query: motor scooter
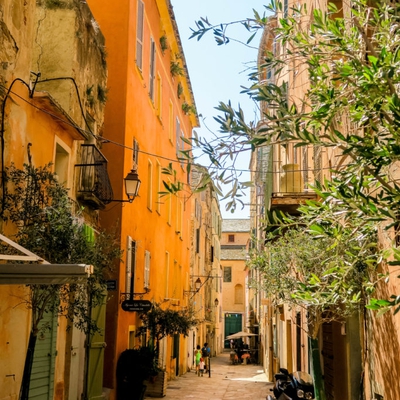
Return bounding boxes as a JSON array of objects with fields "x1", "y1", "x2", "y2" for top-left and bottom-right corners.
[{"x1": 266, "y1": 368, "x2": 315, "y2": 400}]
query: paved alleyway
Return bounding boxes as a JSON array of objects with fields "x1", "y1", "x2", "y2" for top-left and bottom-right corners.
[{"x1": 146, "y1": 351, "x2": 273, "y2": 400}]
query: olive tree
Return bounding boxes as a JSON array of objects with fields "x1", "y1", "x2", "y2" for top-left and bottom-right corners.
[{"x1": 1, "y1": 162, "x2": 121, "y2": 399}]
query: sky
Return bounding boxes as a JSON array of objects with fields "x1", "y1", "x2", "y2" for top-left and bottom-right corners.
[{"x1": 171, "y1": 0, "x2": 271, "y2": 219}]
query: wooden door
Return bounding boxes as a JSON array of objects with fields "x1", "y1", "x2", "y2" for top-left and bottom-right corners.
[
  {"x1": 29, "y1": 309, "x2": 58, "y2": 399},
  {"x1": 322, "y1": 322, "x2": 334, "y2": 400}
]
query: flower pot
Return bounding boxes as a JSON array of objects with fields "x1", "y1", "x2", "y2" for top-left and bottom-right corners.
[
  {"x1": 145, "y1": 371, "x2": 167, "y2": 397},
  {"x1": 280, "y1": 163, "x2": 303, "y2": 192}
]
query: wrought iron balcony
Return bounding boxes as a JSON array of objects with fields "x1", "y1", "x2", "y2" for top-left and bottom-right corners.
[{"x1": 75, "y1": 144, "x2": 113, "y2": 209}]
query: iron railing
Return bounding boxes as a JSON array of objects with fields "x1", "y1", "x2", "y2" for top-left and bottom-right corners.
[{"x1": 75, "y1": 144, "x2": 113, "y2": 208}]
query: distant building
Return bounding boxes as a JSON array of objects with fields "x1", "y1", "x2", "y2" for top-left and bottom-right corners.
[
  {"x1": 220, "y1": 219, "x2": 250, "y2": 348},
  {"x1": 189, "y1": 165, "x2": 222, "y2": 361}
]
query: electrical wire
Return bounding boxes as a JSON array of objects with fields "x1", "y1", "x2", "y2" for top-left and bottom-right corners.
[{"x1": 0, "y1": 81, "x2": 346, "y2": 177}]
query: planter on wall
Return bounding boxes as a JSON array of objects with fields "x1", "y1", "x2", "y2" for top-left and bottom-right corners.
[
  {"x1": 280, "y1": 163, "x2": 304, "y2": 193},
  {"x1": 144, "y1": 371, "x2": 167, "y2": 398}
]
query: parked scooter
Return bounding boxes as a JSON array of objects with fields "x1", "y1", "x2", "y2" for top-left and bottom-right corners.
[{"x1": 267, "y1": 368, "x2": 315, "y2": 400}]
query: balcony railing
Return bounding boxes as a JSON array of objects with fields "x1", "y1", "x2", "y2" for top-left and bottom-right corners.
[{"x1": 75, "y1": 144, "x2": 113, "y2": 209}]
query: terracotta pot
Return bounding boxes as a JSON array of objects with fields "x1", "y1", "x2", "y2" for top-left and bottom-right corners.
[{"x1": 280, "y1": 163, "x2": 303, "y2": 192}]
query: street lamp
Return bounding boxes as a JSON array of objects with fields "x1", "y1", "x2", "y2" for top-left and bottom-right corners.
[
  {"x1": 194, "y1": 277, "x2": 202, "y2": 290},
  {"x1": 184, "y1": 277, "x2": 202, "y2": 296},
  {"x1": 214, "y1": 298, "x2": 219, "y2": 307},
  {"x1": 111, "y1": 167, "x2": 141, "y2": 203},
  {"x1": 124, "y1": 168, "x2": 141, "y2": 202}
]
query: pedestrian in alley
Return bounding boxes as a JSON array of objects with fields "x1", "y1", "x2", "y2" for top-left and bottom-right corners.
[
  {"x1": 202, "y1": 342, "x2": 210, "y2": 372},
  {"x1": 195, "y1": 345, "x2": 202, "y2": 376},
  {"x1": 199, "y1": 358, "x2": 205, "y2": 377}
]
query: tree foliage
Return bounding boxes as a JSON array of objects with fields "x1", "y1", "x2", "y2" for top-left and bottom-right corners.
[
  {"x1": 137, "y1": 303, "x2": 198, "y2": 356},
  {"x1": 2, "y1": 162, "x2": 122, "y2": 335},
  {"x1": 189, "y1": 0, "x2": 400, "y2": 314}
]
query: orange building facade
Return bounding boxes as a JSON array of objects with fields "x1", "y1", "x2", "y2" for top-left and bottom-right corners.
[{"x1": 87, "y1": 0, "x2": 198, "y2": 396}]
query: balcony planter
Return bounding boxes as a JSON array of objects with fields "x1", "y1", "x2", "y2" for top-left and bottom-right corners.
[
  {"x1": 280, "y1": 163, "x2": 303, "y2": 193},
  {"x1": 145, "y1": 370, "x2": 168, "y2": 397}
]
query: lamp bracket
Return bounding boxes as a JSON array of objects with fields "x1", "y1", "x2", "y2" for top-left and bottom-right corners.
[{"x1": 120, "y1": 288, "x2": 150, "y2": 302}]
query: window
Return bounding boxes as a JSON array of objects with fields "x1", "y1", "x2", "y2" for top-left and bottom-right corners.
[
  {"x1": 169, "y1": 101, "x2": 173, "y2": 142},
  {"x1": 149, "y1": 37, "x2": 156, "y2": 101},
  {"x1": 176, "y1": 200, "x2": 183, "y2": 236},
  {"x1": 165, "y1": 251, "x2": 170, "y2": 298},
  {"x1": 175, "y1": 117, "x2": 181, "y2": 158},
  {"x1": 166, "y1": 184, "x2": 172, "y2": 225},
  {"x1": 133, "y1": 139, "x2": 139, "y2": 166},
  {"x1": 136, "y1": 0, "x2": 144, "y2": 70},
  {"x1": 223, "y1": 267, "x2": 232, "y2": 283},
  {"x1": 129, "y1": 328, "x2": 136, "y2": 349},
  {"x1": 54, "y1": 142, "x2": 70, "y2": 186},
  {"x1": 180, "y1": 130, "x2": 185, "y2": 167},
  {"x1": 156, "y1": 73, "x2": 162, "y2": 118},
  {"x1": 156, "y1": 161, "x2": 161, "y2": 214},
  {"x1": 147, "y1": 160, "x2": 153, "y2": 210},
  {"x1": 228, "y1": 234, "x2": 235, "y2": 243},
  {"x1": 195, "y1": 228, "x2": 200, "y2": 253},
  {"x1": 144, "y1": 250, "x2": 151, "y2": 288},
  {"x1": 234, "y1": 284, "x2": 243, "y2": 304},
  {"x1": 126, "y1": 237, "x2": 136, "y2": 297}
]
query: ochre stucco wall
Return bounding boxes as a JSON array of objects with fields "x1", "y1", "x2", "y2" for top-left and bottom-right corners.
[{"x1": 87, "y1": 0, "x2": 198, "y2": 396}]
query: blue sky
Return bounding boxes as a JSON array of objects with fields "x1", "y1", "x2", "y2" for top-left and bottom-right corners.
[{"x1": 171, "y1": 0, "x2": 270, "y2": 219}]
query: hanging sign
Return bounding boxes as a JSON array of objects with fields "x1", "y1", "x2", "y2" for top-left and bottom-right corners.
[{"x1": 121, "y1": 299, "x2": 152, "y2": 312}]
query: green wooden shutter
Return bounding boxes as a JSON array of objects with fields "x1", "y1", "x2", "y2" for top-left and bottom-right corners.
[
  {"x1": 29, "y1": 309, "x2": 58, "y2": 399},
  {"x1": 86, "y1": 292, "x2": 107, "y2": 400}
]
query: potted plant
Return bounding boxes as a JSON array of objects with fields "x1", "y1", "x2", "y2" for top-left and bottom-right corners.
[
  {"x1": 137, "y1": 304, "x2": 198, "y2": 397},
  {"x1": 116, "y1": 346, "x2": 159, "y2": 400}
]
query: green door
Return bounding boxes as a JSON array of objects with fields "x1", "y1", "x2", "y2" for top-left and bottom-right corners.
[
  {"x1": 86, "y1": 293, "x2": 107, "y2": 400},
  {"x1": 173, "y1": 334, "x2": 180, "y2": 376},
  {"x1": 29, "y1": 310, "x2": 58, "y2": 399},
  {"x1": 224, "y1": 313, "x2": 242, "y2": 348}
]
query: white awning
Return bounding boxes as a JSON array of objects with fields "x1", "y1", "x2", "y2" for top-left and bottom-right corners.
[
  {"x1": 0, "y1": 234, "x2": 93, "y2": 285},
  {"x1": 0, "y1": 263, "x2": 93, "y2": 285}
]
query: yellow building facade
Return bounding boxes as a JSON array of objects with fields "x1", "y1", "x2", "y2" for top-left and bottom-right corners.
[{"x1": 0, "y1": 1, "x2": 109, "y2": 399}]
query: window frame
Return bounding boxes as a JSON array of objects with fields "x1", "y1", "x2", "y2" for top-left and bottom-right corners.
[{"x1": 136, "y1": 0, "x2": 144, "y2": 70}]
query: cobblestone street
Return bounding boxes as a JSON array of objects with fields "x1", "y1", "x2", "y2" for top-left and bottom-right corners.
[{"x1": 146, "y1": 351, "x2": 273, "y2": 400}]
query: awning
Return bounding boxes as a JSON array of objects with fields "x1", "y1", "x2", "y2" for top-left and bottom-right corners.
[
  {"x1": 0, "y1": 263, "x2": 93, "y2": 285},
  {"x1": 226, "y1": 331, "x2": 258, "y2": 339},
  {"x1": 0, "y1": 234, "x2": 93, "y2": 285}
]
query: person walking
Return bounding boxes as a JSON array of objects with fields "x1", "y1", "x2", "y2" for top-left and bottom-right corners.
[
  {"x1": 201, "y1": 342, "x2": 210, "y2": 372},
  {"x1": 199, "y1": 358, "x2": 205, "y2": 377},
  {"x1": 195, "y1": 345, "x2": 202, "y2": 376}
]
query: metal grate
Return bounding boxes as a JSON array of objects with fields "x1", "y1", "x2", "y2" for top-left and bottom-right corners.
[{"x1": 75, "y1": 144, "x2": 113, "y2": 208}]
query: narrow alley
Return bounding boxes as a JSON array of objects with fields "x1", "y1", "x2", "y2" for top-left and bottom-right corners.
[{"x1": 145, "y1": 351, "x2": 273, "y2": 400}]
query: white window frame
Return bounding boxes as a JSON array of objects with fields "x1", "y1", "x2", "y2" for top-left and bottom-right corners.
[
  {"x1": 126, "y1": 237, "x2": 136, "y2": 297},
  {"x1": 144, "y1": 250, "x2": 151, "y2": 288},
  {"x1": 136, "y1": 0, "x2": 144, "y2": 70}
]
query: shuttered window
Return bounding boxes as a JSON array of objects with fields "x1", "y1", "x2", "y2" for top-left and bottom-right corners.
[
  {"x1": 126, "y1": 237, "x2": 136, "y2": 297},
  {"x1": 175, "y1": 117, "x2": 180, "y2": 158},
  {"x1": 149, "y1": 37, "x2": 156, "y2": 100},
  {"x1": 136, "y1": 0, "x2": 144, "y2": 70},
  {"x1": 144, "y1": 250, "x2": 151, "y2": 288},
  {"x1": 133, "y1": 139, "x2": 139, "y2": 166}
]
